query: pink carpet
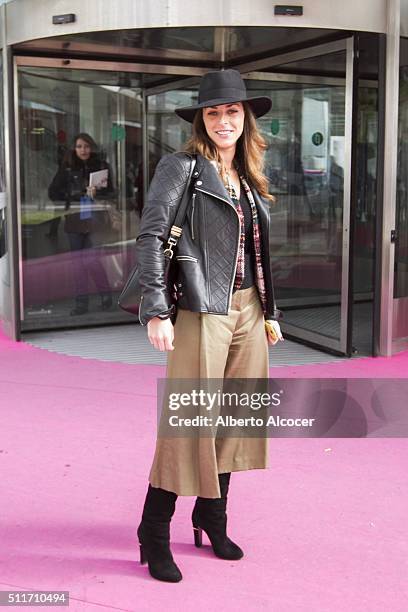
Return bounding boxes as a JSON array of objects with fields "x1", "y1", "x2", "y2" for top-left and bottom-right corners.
[{"x1": 0, "y1": 329, "x2": 407, "y2": 611}]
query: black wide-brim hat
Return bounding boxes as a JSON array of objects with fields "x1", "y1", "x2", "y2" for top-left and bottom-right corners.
[{"x1": 175, "y1": 69, "x2": 272, "y2": 123}]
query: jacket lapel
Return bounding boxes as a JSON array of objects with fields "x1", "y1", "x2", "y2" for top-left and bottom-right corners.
[
  {"x1": 252, "y1": 188, "x2": 269, "y2": 218},
  {"x1": 195, "y1": 155, "x2": 271, "y2": 230},
  {"x1": 195, "y1": 155, "x2": 233, "y2": 206},
  {"x1": 251, "y1": 186, "x2": 270, "y2": 243}
]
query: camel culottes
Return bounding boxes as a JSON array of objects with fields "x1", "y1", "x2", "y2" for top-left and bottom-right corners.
[{"x1": 148, "y1": 285, "x2": 269, "y2": 498}]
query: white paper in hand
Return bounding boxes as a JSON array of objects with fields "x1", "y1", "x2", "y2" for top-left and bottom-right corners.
[{"x1": 89, "y1": 169, "x2": 108, "y2": 189}]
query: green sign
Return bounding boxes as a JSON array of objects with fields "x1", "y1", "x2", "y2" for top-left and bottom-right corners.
[
  {"x1": 112, "y1": 124, "x2": 126, "y2": 141},
  {"x1": 312, "y1": 132, "x2": 324, "y2": 146},
  {"x1": 270, "y1": 119, "x2": 280, "y2": 136}
]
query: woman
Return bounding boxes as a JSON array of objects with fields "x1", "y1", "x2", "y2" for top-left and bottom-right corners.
[
  {"x1": 49, "y1": 133, "x2": 115, "y2": 315},
  {"x1": 136, "y1": 69, "x2": 283, "y2": 583}
]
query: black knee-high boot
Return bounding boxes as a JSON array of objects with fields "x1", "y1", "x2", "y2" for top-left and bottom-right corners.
[
  {"x1": 192, "y1": 473, "x2": 243, "y2": 560},
  {"x1": 137, "y1": 485, "x2": 182, "y2": 582}
]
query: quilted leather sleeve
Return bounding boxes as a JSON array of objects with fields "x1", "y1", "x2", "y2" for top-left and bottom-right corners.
[
  {"x1": 265, "y1": 308, "x2": 283, "y2": 321},
  {"x1": 136, "y1": 153, "x2": 192, "y2": 324}
]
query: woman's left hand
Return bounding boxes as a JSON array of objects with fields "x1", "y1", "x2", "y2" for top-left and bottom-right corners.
[{"x1": 265, "y1": 320, "x2": 284, "y2": 346}]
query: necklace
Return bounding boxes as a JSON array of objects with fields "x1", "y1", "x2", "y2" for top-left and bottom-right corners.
[
  {"x1": 217, "y1": 161, "x2": 238, "y2": 199},
  {"x1": 225, "y1": 173, "x2": 236, "y2": 199},
  {"x1": 225, "y1": 166, "x2": 239, "y2": 200}
]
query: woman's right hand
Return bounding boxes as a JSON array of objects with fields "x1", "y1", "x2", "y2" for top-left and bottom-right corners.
[
  {"x1": 86, "y1": 185, "x2": 97, "y2": 199},
  {"x1": 147, "y1": 317, "x2": 175, "y2": 351}
]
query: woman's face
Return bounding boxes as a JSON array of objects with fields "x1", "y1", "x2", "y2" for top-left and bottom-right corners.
[
  {"x1": 75, "y1": 138, "x2": 92, "y2": 161},
  {"x1": 202, "y1": 102, "x2": 245, "y2": 153}
]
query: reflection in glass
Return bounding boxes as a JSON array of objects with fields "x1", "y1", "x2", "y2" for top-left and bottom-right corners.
[
  {"x1": 227, "y1": 27, "x2": 331, "y2": 59},
  {"x1": 0, "y1": 58, "x2": 4, "y2": 194},
  {"x1": 48, "y1": 132, "x2": 115, "y2": 315},
  {"x1": 250, "y1": 79, "x2": 346, "y2": 341},
  {"x1": 395, "y1": 38, "x2": 408, "y2": 298},
  {"x1": 0, "y1": 52, "x2": 11, "y2": 331},
  {"x1": 18, "y1": 68, "x2": 143, "y2": 329},
  {"x1": 354, "y1": 86, "x2": 377, "y2": 300},
  {"x1": 147, "y1": 89, "x2": 195, "y2": 180},
  {"x1": 49, "y1": 27, "x2": 215, "y2": 54},
  {"x1": 148, "y1": 75, "x2": 349, "y2": 344}
]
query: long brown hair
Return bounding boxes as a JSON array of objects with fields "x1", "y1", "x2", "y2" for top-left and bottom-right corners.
[
  {"x1": 62, "y1": 132, "x2": 99, "y2": 169},
  {"x1": 184, "y1": 102, "x2": 274, "y2": 201}
]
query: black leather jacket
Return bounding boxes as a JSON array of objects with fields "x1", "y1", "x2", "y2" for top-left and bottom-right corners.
[{"x1": 136, "y1": 152, "x2": 281, "y2": 325}]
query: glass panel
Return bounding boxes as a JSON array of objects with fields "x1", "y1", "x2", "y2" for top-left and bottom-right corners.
[
  {"x1": 271, "y1": 50, "x2": 347, "y2": 77},
  {"x1": 245, "y1": 58, "x2": 347, "y2": 344},
  {"x1": 353, "y1": 85, "x2": 377, "y2": 351},
  {"x1": 147, "y1": 88, "x2": 196, "y2": 179},
  {"x1": 17, "y1": 26, "x2": 342, "y2": 63},
  {"x1": 0, "y1": 56, "x2": 5, "y2": 194},
  {"x1": 18, "y1": 67, "x2": 145, "y2": 330},
  {"x1": 148, "y1": 67, "x2": 348, "y2": 347},
  {"x1": 43, "y1": 27, "x2": 215, "y2": 54},
  {"x1": 18, "y1": 68, "x2": 142, "y2": 87},
  {"x1": 395, "y1": 37, "x2": 408, "y2": 298},
  {"x1": 227, "y1": 27, "x2": 331, "y2": 59},
  {"x1": 0, "y1": 51, "x2": 13, "y2": 336},
  {"x1": 351, "y1": 34, "x2": 380, "y2": 354}
]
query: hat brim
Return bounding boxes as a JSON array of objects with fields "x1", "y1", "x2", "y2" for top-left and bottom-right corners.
[{"x1": 175, "y1": 96, "x2": 272, "y2": 123}]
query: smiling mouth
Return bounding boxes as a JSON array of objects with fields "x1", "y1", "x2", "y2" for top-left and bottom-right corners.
[{"x1": 216, "y1": 130, "x2": 233, "y2": 135}]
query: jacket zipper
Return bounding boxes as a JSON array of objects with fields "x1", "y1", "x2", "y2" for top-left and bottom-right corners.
[
  {"x1": 138, "y1": 295, "x2": 145, "y2": 326},
  {"x1": 176, "y1": 255, "x2": 198, "y2": 262},
  {"x1": 191, "y1": 192, "x2": 196, "y2": 240},
  {"x1": 195, "y1": 186, "x2": 240, "y2": 312}
]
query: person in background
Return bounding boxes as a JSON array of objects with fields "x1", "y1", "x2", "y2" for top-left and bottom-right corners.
[{"x1": 49, "y1": 132, "x2": 115, "y2": 315}]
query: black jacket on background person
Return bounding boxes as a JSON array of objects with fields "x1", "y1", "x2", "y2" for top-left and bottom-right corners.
[
  {"x1": 48, "y1": 155, "x2": 114, "y2": 234},
  {"x1": 136, "y1": 152, "x2": 282, "y2": 325}
]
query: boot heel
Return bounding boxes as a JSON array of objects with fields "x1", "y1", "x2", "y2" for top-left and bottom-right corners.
[
  {"x1": 137, "y1": 486, "x2": 182, "y2": 582},
  {"x1": 190, "y1": 474, "x2": 244, "y2": 561},
  {"x1": 193, "y1": 526, "x2": 202, "y2": 547},
  {"x1": 139, "y1": 543, "x2": 146, "y2": 565}
]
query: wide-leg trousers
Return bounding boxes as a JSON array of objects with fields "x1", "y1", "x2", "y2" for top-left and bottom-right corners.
[{"x1": 148, "y1": 285, "x2": 269, "y2": 498}]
